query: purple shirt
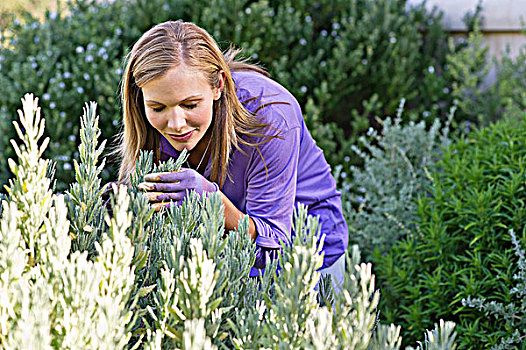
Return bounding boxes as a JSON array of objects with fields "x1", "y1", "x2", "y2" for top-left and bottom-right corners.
[{"x1": 160, "y1": 71, "x2": 348, "y2": 276}]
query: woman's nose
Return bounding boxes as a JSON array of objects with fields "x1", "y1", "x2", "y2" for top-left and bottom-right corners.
[{"x1": 167, "y1": 107, "x2": 186, "y2": 131}]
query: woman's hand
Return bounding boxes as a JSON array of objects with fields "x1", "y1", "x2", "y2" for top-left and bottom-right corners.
[{"x1": 138, "y1": 168, "x2": 219, "y2": 210}]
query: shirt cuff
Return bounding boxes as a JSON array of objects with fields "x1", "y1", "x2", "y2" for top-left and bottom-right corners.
[{"x1": 250, "y1": 216, "x2": 288, "y2": 269}]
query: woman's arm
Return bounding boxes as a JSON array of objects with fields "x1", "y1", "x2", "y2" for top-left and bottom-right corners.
[{"x1": 219, "y1": 191, "x2": 257, "y2": 240}]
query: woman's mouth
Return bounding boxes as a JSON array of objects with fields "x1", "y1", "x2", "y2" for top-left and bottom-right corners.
[{"x1": 168, "y1": 130, "x2": 194, "y2": 142}]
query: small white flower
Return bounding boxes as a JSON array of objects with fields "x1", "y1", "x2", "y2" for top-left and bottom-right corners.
[
  {"x1": 69, "y1": 135, "x2": 76, "y2": 141},
  {"x1": 268, "y1": 9, "x2": 275, "y2": 16},
  {"x1": 115, "y1": 68, "x2": 123, "y2": 75},
  {"x1": 428, "y1": 66, "x2": 435, "y2": 74},
  {"x1": 116, "y1": 28, "x2": 122, "y2": 35},
  {"x1": 103, "y1": 40, "x2": 111, "y2": 48},
  {"x1": 367, "y1": 127, "x2": 374, "y2": 136},
  {"x1": 43, "y1": 93, "x2": 51, "y2": 100},
  {"x1": 252, "y1": 53, "x2": 259, "y2": 59},
  {"x1": 344, "y1": 156, "x2": 350, "y2": 162},
  {"x1": 162, "y1": 3, "x2": 169, "y2": 10},
  {"x1": 59, "y1": 82, "x2": 66, "y2": 89},
  {"x1": 60, "y1": 111, "x2": 66, "y2": 118},
  {"x1": 87, "y1": 43, "x2": 96, "y2": 50},
  {"x1": 245, "y1": 8, "x2": 252, "y2": 14},
  {"x1": 14, "y1": 19, "x2": 20, "y2": 25},
  {"x1": 77, "y1": 87, "x2": 84, "y2": 94},
  {"x1": 49, "y1": 11, "x2": 57, "y2": 19},
  {"x1": 443, "y1": 87, "x2": 450, "y2": 94},
  {"x1": 300, "y1": 86, "x2": 307, "y2": 93},
  {"x1": 112, "y1": 120, "x2": 119, "y2": 126},
  {"x1": 423, "y1": 111, "x2": 431, "y2": 118},
  {"x1": 299, "y1": 38, "x2": 307, "y2": 46},
  {"x1": 102, "y1": 54, "x2": 108, "y2": 60},
  {"x1": 321, "y1": 30, "x2": 328, "y2": 36},
  {"x1": 362, "y1": 59, "x2": 368, "y2": 65},
  {"x1": 31, "y1": 62, "x2": 38, "y2": 69},
  {"x1": 47, "y1": 50, "x2": 53, "y2": 56},
  {"x1": 305, "y1": 16, "x2": 312, "y2": 22},
  {"x1": 332, "y1": 22, "x2": 340, "y2": 30},
  {"x1": 49, "y1": 102, "x2": 56, "y2": 109},
  {"x1": 63, "y1": 163, "x2": 72, "y2": 170},
  {"x1": 86, "y1": 55, "x2": 94, "y2": 62},
  {"x1": 31, "y1": 22, "x2": 39, "y2": 29},
  {"x1": 331, "y1": 30, "x2": 337, "y2": 37},
  {"x1": 83, "y1": 73, "x2": 90, "y2": 80},
  {"x1": 320, "y1": 60, "x2": 326, "y2": 67},
  {"x1": 390, "y1": 36, "x2": 397, "y2": 44},
  {"x1": 63, "y1": 72, "x2": 71, "y2": 78},
  {"x1": 76, "y1": 46, "x2": 85, "y2": 54}
]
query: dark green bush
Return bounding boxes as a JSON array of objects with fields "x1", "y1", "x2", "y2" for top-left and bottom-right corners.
[
  {"x1": 376, "y1": 115, "x2": 526, "y2": 349},
  {"x1": 0, "y1": 0, "x2": 476, "y2": 191}
]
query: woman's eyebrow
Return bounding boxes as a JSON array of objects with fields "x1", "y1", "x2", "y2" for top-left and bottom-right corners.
[{"x1": 145, "y1": 94, "x2": 203, "y2": 105}]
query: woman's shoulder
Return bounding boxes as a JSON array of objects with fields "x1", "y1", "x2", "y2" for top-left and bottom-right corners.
[{"x1": 232, "y1": 70, "x2": 303, "y2": 132}]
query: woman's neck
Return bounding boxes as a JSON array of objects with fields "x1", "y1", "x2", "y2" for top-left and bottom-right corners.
[{"x1": 187, "y1": 130, "x2": 212, "y2": 173}]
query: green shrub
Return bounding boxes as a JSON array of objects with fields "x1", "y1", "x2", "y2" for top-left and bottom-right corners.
[
  {"x1": 0, "y1": 0, "x2": 484, "y2": 191},
  {"x1": 0, "y1": 93, "x2": 461, "y2": 349},
  {"x1": 376, "y1": 115, "x2": 526, "y2": 348},
  {"x1": 463, "y1": 229, "x2": 526, "y2": 350}
]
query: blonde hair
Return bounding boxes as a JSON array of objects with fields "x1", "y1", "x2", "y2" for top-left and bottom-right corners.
[{"x1": 117, "y1": 21, "x2": 277, "y2": 187}]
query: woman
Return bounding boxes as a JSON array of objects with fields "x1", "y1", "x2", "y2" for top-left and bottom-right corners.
[{"x1": 118, "y1": 20, "x2": 348, "y2": 288}]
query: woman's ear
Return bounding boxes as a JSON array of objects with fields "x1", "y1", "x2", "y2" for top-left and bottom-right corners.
[{"x1": 214, "y1": 70, "x2": 226, "y2": 100}]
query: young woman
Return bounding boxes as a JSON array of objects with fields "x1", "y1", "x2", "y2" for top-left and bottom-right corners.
[{"x1": 118, "y1": 20, "x2": 348, "y2": 287}]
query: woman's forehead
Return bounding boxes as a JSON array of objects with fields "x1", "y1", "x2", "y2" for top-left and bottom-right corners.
[{"x1": 142, "y1": 66, "x2": 212, "y2": 102}]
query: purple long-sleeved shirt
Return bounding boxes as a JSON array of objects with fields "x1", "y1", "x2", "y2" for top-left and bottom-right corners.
[{"x1": 160, "y1": 71, "x2": 348, "y2": 276}]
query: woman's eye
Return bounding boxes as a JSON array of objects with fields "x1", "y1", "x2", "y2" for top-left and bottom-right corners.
[
  {"x1": 152, "y1": 106, "x2": 165, "y2": 112},
  {"x1": 183, "y1": 104, "x2": 197, "y2": 110}
]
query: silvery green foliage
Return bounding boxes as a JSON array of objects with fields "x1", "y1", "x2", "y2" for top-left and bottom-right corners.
[
  {"x1": 260, "y1": 204, "x2": 327, "y2": 348},
  {"x1": 406, "y1": 320, "x2": 457, "y2": 350},
  {"x1": 130, "y1": 149, "x2": 188, "y2": 190},
  {"x1": 66, "y1": 102, "x2": 106, "y2": 255},
  {"x1": 0, "y1": 95, "x2": 136, "y2": 349},
  {"x1": 369, "y1": 320, "x2": 458, "y2": 350},
  {"x1": 370, "y1": 323, "x2": 402, "y2": 350},
  {"x1": 4, "y1": 93, "x2": 52, "y2": 265},
  {"x1": 341, "y1": 100, "x2": 454, "y2": 258},
  {"x1": 462, "y1": 229, "x2": 526, "y2": 350}
]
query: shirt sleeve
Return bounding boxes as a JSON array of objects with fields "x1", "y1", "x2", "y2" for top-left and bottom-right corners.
[{"x1": 245, "y1": 120, "x2": 301, "y2": 269}]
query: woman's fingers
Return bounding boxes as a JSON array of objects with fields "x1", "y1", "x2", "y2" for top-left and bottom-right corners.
[
  {"x1": 143, "y1": 171, "x2": 184, "y2": 183},
  {"x1": 142, "y1": 191, "x2": 185, "y2": 202}
]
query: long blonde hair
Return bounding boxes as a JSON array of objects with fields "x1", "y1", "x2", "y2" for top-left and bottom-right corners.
[{"x1": 117, "y1": 21, "x2": 276, "y2": 187}]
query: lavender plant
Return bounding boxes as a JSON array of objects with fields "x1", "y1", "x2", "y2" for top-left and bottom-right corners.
[
  {"x1": 66, "y1": 102, "x2": 106, "y2": 255},
  {"x1": 0, "y1": 94, "x2": 136, "y2": 348}
]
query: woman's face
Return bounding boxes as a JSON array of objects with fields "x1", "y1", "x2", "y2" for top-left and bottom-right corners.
[{"x1": 141, "y1": 65, "x2": 223, "y2": 152}]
